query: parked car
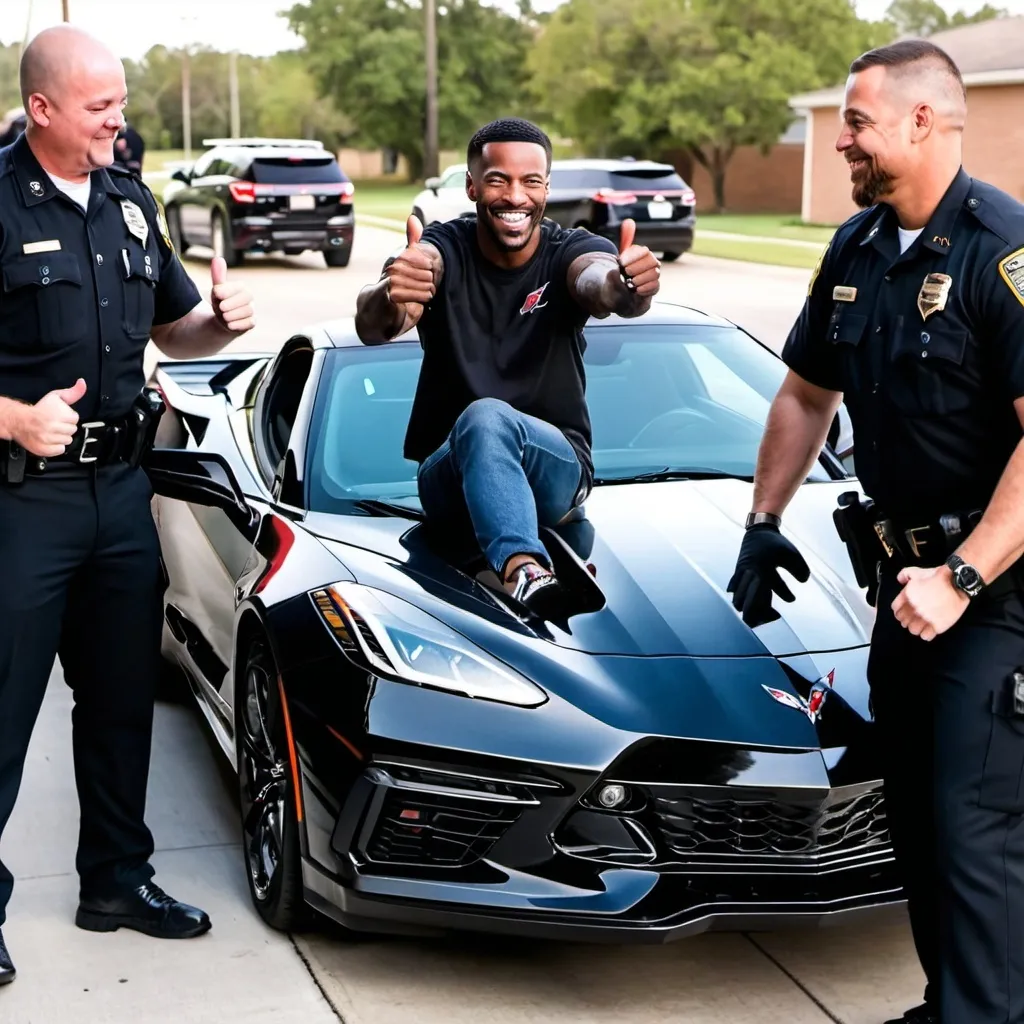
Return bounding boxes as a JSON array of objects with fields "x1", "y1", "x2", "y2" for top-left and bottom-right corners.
[
  {"x1": 161, "y1": 138, "x2": 354, "y2": 268},
  {"x1": 410, "y1": 158, "x2": 696, "y2": 261},
  {"x1": 411, "y1": 163, "x2": 474, "y2": 225},
  {"x1": 144, "y1": 299, "x2": 889, "y2": 941}
]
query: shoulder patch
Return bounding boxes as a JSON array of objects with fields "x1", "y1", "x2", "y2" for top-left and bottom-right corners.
[
  {"x1": 808, "y1": 242, "x2": 829, "y2": 297},
  {"x1": 998, "y1": 247, "x2": 1024, "y2": 308}
]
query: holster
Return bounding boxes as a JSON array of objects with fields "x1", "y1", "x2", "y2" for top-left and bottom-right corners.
[
  {"x1": 833, "y1": 490, "x2": 881, "y2": 606},
  {"x1": 126, "y1": 387, "x2": 166, "y2": 468}
]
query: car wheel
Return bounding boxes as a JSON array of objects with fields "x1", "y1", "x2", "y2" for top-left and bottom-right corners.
[
  {"x1": 412, "y1": 206, "x2": 427, "y2": 225},
  {"x1": 662, "y1": 251, "x2": 681, "y2": 262},
  {"x1": 212, "y1": 211, "x2": 243, "y2": 268},
  {"x1": 236, "y1": 635, "x2": 310, "y2": 931},
  {"x1": 166, "y1": 207, "x2": 189, "y2": 255},
  {"x1": 324, "y1": 247, "x2": 351, "y2": 268}
]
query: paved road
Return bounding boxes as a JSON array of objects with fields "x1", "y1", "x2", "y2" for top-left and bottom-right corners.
[{"x1": 1, "y1": 225, "x2": 930, "y2": 1024}]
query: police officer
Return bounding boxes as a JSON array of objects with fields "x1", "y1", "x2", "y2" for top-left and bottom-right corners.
[
  {"x1": 728, "y1": 39, "x2": 1024, "y2": 1024},
  {"x1": 0, "y1": 25, "x2": 254, "y2": 986}
]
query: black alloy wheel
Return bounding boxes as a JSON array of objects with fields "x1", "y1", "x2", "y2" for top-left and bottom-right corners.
[{"x1": 236, "y1": 636, "x2": 309, "y2": 930}]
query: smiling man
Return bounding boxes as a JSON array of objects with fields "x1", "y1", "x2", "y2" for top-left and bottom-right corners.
[
  {"x1": 726, "y1": 39, "x2": 1024, "y2": 1024},
  {"x1": 355, "y1": 118, "x2": 660, "y2": 615}
]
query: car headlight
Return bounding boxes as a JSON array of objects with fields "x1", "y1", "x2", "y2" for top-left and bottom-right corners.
[{"x1": 310, "y1": 581, "x2": 547, "y2": 708}]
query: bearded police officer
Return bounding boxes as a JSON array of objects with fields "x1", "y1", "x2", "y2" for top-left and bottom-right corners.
[
  {"x1": 728, "y1": 39, "x2": 1024, "y2": 1024},
  {"x1": 0, "y1": 26, "x2": 255, "y2": 985}
]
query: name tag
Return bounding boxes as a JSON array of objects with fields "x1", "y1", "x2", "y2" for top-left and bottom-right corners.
[
  {"x1": 833, "y1": 285, "x2": 857, "y2": 302},
  {"x1": 23, "y1": 239, "x2": 62, "y2": 254}
]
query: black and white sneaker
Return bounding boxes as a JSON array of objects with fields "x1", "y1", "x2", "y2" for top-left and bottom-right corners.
[{"x1": 505, "y1": 562, "x2": 564, "y2": 617}]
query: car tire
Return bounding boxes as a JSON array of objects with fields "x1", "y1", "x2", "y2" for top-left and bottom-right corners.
[
  {"x1": 412, "y1": 206, "x2": 427, "y2": 226},
  {"x1": 236, "y1": 635, "x2": 311, "y2": 932},
  {"x1": 212, "y1": 211, "x2": 243, "y2": 268},
  {"x1": 165, "y1": 207, "x2": 189, "y2": 255},
  {"x1": 324, "y1": 247, "x2": 351, "y2": 268},
  {"x1": 662, "y1": 252, "x2": 681, "y2": 262}
]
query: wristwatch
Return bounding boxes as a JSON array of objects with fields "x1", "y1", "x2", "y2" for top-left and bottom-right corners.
[
  {"x1": 946, "y1": 554, "x2": 985, "y2": 598},
  {"x1": 745, "y1": 512, "x2": 782, "y2": 530}
]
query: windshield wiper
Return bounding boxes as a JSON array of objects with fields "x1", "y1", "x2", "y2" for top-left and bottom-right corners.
[{"x1": 592, "y1": 467, "x2": 752, "y2": 485}]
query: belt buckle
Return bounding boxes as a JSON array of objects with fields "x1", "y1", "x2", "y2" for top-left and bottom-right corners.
[
  {"x1": 872, "y1": 520, "x2": 895, "y2": 558},
  {"x1": 77, "y1": 421, "x2": 105, "y2": 464},
  {"x1": 905, "y1": 524, "x2": 930, "y2": 559}
]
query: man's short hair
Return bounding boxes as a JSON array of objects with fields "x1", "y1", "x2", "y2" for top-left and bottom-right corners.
[
  {"x1": 467, "y1": 118, "x2": 553, "y2": 172},
  {"x1": 850, "y1": 39, "x2": 966, "y2": 100}
]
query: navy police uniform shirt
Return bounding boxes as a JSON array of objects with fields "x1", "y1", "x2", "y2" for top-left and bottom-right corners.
[
  {"x1": 783, "y1": 167, "x2": 1024, "y2": 520},
  {"x1": 0, "y1": 133, "x2": 201, "y2": 423},
  {"x1": 408, "y1": 216, "x2": 619, "y2": 495}
]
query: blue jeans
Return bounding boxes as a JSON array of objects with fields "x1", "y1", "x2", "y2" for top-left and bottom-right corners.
[{"x1": 417, "y1": 398, "x2": 583, "y2": 578}]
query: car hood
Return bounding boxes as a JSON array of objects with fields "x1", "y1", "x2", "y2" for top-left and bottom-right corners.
[{"x1": 306, "y1": 478, "x2": 873, "y2": 659}]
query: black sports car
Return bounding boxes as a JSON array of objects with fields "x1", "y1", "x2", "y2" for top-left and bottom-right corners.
[{"x1": 146, "y1": 301, "x2": 899, "y2": 942}]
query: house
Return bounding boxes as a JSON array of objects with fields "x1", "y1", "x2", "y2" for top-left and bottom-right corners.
[{"x1": 789, "y1": 17, "x2": 1024, "y2": 225}]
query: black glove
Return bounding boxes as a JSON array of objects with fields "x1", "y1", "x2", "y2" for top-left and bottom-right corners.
[{"x1": 727, "y1": 523, "x2": 811, "y2": 627}]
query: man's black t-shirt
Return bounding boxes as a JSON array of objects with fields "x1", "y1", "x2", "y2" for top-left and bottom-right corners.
[{"x1": 407, "y1": 216, "x2": 618, "y2": 496}]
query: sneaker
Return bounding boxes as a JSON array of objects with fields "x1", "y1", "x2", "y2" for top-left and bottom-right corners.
[{"x1": 505, "y1": 562, "x2": 564, "y2": 617}]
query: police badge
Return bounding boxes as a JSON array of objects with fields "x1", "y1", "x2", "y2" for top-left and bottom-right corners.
[
  {"x1": 917, "y1": 272, "x2": 952, "y2": 321},
  {"x1": 120, "y1": 199, "x2": 149, "y2": 248}
]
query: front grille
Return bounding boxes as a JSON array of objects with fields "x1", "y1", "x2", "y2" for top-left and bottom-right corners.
[
  {"x1": 653, "y1": 788, "x2": 889, "y2": 866},
  {"x1": 365, "y1": 788, "x2": 523, "y2": 868}
]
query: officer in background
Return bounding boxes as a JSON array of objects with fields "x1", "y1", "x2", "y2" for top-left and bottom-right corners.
[
  {"x1": 0, "y1": 25, "x2": 254, "y2": 986},
  {"x1": 114, "y1": 120, "x2": 144, "y2": 175},
  {"x1": 0, "y1": 108, "x2": 26, "y2": 149},
  {"x1": 727, "y1": 39, "x2": 1024, "y2": 1024}
]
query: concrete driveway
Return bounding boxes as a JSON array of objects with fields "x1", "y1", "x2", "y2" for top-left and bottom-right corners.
[{"x1": 0, "y1": 226, "x2": 929, "y2": 1024}]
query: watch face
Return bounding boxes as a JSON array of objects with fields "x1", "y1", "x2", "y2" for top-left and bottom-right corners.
[{"x1": 956, "y1": 565, "x2": 982, "y2": 592}]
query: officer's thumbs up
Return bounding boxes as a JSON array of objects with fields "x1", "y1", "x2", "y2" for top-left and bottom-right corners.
[
  {"x1": 407, "y1": 214, "x2": 423, "y2": 248},
  {"x1": 56, "y1": 378, "x2": 87, "y2": 406},
  {"x1": 209, "y1": 256, "x2": 255, "y2": 335}
]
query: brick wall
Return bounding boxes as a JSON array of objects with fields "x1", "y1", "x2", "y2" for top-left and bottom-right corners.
[{"x1": 662, "y1": 143, "x2": 805, "y2": 213}]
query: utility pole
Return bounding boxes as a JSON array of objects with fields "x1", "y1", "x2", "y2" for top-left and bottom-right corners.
[
  {"x1": 182, "y1": 49, "x2": 192, "y2": 160},
  {"x1": 62, "y1": 0, "x2": 69, "y2": 21},
  {"x1": 424, "y1": 0, "x2": 439, "y2": 180},
  {"x1": 229, "y1": 51, "x2": 240, "y2": 138}
]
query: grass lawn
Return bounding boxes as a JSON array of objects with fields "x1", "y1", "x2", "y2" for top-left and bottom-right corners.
[
  {"x1": 696, "y1": 213, "x2": 837, "y2": 244},
  {"x1": 691, "y1": 234, "x2": 824, "y2": 271},
  {"x1": 353, "y1": 181, "x2": 421, "y2": 222}
]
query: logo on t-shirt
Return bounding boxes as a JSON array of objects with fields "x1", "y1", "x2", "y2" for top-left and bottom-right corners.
[{"x1": 519, "y1": 282, "x2": 550, "y2": 315}]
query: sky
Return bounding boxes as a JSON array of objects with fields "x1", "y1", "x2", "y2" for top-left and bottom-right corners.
[{"x1": 2, "y1": 0, "x2": 1024, "y2": 59}]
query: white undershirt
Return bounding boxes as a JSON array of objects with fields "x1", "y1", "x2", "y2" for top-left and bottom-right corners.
[
  {"x1": 897, "y1": 226, "x2": 924, "y2": 254},
  {"x1": 45, "y1": 169, "x2": 92, "y2": 211}
]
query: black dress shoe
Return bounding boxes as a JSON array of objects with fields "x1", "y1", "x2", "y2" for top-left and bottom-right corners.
[
  {"x1": 884, "y1": 1004, "x2": 939, "y2": 1024},
  {"x1": 75, "y1": 882, "x2": 211, "y2": 939},
  {"x1": 0, "y1": 928, "x2": 15, "y2": 986}
]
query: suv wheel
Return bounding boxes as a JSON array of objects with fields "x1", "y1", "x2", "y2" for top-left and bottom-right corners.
[
  {"x1": 662, "y1": 252, "x2": 681, "y2": 262},
  {"x1": 324, "y1": 247, "x2": 351, "y2": 268},
  {"x1": 166, "y1": 207, "x2": 189, "y2": 255},
  {"x1": 212, "y1": 211, "x2": 243, "y2": 268}
]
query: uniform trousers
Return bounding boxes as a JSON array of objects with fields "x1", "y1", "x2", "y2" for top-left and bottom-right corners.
[
  {"x1": 871, "y1": 564, "x2": 1024, "y2": 1023},
  {"x1": 0, "y1": 461, "x2": 162, "y2": 926}
]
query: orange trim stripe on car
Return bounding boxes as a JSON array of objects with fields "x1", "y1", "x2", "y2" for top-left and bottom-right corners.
[
  {"x1": 326, "y1": 724, "x2": 364, "y2": 761},
  {"x1": 276, "y1": 676, "x2": 303, "y2": 822}
]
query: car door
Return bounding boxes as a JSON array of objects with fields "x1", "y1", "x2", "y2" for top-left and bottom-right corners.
[
  {"x1": 176, "y1": 150, "x2": 217, "y2": 243},
  {"x1": 436, "y1": 166, "x2": 473, "y2": 221}
]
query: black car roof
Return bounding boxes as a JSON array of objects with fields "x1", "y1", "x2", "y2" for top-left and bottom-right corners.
[{"x1": 315, "y1": 300, "x2": 739, "y2": 349}]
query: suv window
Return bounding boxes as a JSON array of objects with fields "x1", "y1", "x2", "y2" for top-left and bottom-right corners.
[
  {"x1": 549, "y1": 167, "x2": 686, "y2": 191},
  {"x1": 191, "y1": 151, "x2": 218, "y2": 177},
  {"x1": 245, "y1": 156, "x2": 345, "y2": 184}
]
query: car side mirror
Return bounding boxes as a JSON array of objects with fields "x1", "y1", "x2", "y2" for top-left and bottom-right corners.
[
  {"x1": 146, "y1": 448, "x2": 257, "y2": 532},
  {"x1": 171, "y1": 168, "x2": 191, "y2": 184},
  {"x1": 425, "y1": 176, "x2": 442, "y2": 193}
]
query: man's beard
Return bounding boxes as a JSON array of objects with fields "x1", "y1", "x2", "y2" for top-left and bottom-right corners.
[
  {"x1": 477, "y1": 200, "x2": 545, "y2": 252},
  {"x1": 849, "y1": 156, "x2": 894, "y2": 208}
]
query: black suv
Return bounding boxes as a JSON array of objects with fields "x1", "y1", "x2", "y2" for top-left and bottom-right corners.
[
  {"x1": 162, "y1": 138, "x2": 354, "y2": 268},
  {"x1": 545, "y1": 159, "x2": 696, "y2": 261}
]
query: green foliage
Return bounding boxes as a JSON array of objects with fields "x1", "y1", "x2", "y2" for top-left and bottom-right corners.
[
  {"x1": 527, "y1": 0, "x2": 893, "y2": 210},
  {"x1": 0, "y1": 42, "x2": 22, "y2": 117},
  {"x1": 885, "y1": 0, "x2": 1006, "y2": 36},
  {"x1": 286, "y1": 0, "x2": 534, "y2": 178}
]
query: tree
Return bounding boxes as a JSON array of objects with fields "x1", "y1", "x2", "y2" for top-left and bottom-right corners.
[
  {"x1": 286, "y1": 0, "x2": 534, "y2": 179},
  {"x1": 528, "y1": 0, "x2": 893, "y2": 211},
  {"x1": 885, "y1": 0, "x2": 1006, "y2": 36}
]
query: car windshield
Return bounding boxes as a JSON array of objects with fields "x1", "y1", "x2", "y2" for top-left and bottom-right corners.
[{"x1": 305, "y1": 323, "x2": 834, "y2": 512}]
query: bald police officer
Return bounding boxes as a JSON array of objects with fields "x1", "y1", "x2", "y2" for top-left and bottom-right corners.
[
  {"x1": 0, "y1": 26, "x2": 254, "y2": 986},
  {"x1": 728, "y1": 39, "x2": 1024, "y2": 1024}
]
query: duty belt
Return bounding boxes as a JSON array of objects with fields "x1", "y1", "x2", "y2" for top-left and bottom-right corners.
[{"x1": 872, "y1": 508, "x2": 983, "y2": 567}]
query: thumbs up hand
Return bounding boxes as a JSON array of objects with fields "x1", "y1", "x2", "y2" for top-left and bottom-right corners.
[
  {"x1": 209, "y1": 256, "x2": 255, "y2": 335},
  {"x1": 12, "y1": 377, "x2": 87, "y2": 457},
  {"x1": 383, "y1": 214, "x2": 437, "y2": 314},
  {"x1": 617, "y1": 218, "x2": 661, "y2": 298}
]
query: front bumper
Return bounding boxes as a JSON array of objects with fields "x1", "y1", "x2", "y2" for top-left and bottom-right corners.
[
  {"x1": 231, "y1": 215, "x2": 354, "y2": 253},
  {"x1": 303, "y1": 751, "x2": 903, "y2": 942}
]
